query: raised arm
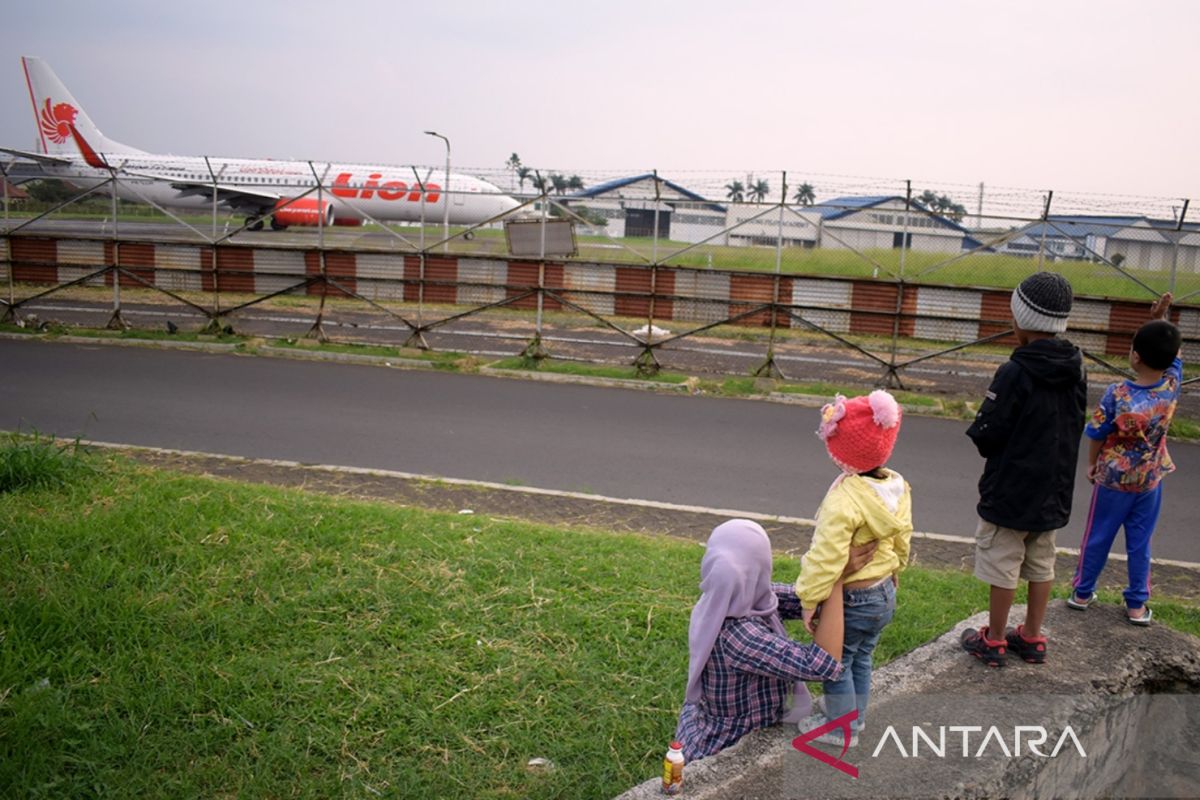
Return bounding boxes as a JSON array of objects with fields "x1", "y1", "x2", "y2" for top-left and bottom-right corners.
[{"x1": 1150, "y1": 292, "x2": 1173, "y2": 321}]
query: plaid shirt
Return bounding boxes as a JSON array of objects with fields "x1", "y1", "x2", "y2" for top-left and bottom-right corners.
[{"x1": 675, "y1": 583, "x2": 843, "y2": 761}]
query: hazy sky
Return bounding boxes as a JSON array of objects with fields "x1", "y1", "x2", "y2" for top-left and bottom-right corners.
[{"x1": 1, "y1": 0, "x2": 1196, "y2": 215}]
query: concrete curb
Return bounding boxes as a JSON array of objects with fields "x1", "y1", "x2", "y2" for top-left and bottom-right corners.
[
  {"x1": 615, "y1": 603, "x2": 1200, "y2": 799},
  {"x1": 0, "y1": 331, "x2": 239, "y2": 352}
]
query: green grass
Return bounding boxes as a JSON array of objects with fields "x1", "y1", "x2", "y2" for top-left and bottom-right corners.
[
  {"x1": 488, "y1": 357, "x2": 690, "y2": 384},
  {"x1": 487, "y1": 360, "x2": 942, "y2": 408},
  {"x1": 269, "y1": 337, "x2": 468, "y2": 368},
  {"x1": 0, "y1": 431, "x2": 94, "y2": 493},
  {"x1": 772, "y1": 381, "x2": 940, "y2": 408},
  {"x1": 1, "y1": 451, "x2": 1197, "y2": 798},
  {"x1": 1170, "y1": 416, "x2": 1200, "y2": 441}
]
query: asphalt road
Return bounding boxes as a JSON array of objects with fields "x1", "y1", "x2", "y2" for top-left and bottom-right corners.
[{"x1": 3, "y1": 337, "x2": 1198, "y2": 563}]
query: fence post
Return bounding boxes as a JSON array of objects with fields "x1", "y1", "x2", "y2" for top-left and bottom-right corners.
[
  {"x1": 2, "y1": 170, "x2": 11, "y2": 322},
  {"x1": 882, "y1": 181, "x2": 912, "y2": 388},
  {"x1": 106, "y1": 171, "x2": 128, "y2": 330},
  {"x1": 203, "y1": 156, "x2": 224, "y2": 334},
  {"x1": 1037, "y1": 191, "x2": 1054, "y2": 271},
  {"x1": 754, "y1": 171, "x2": 787, "y2": 379},
  {"x1": 652, "y1": 170, "x2": 661, "y2": 265},
  {"x1": 520, "y1": 182, "x2": 549, "y2": 363},
  {"x1": 412, "y1": 166, "x2": 430, "y2": 346},
  {"x1": 634, "y1": 263, "x2": 661, "y2": 376},
  {"x1": 1170, "y1": 199, "x2": 1190, "y2": 295},
  {"x1": 896, "y1": 179, "x2": 911, "y2": 279},
  {"x1": 305, "y1": 162, "x2": 329, "y2": 341},
  {"x1": 537, "y1": 189, "x2": 546, "y2": 335}
]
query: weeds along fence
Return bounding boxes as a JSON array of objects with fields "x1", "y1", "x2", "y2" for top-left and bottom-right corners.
[{"x1": 1, "y1": 166, "x2": 1197, "y2": 388}]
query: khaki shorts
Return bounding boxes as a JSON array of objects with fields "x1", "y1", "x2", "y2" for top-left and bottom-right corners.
[{"x1": 973, "y1": 519, "x2": 1058, "y2": 590}]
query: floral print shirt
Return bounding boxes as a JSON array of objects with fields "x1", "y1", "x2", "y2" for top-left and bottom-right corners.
[{"x1": 1085, "y1": 357, "x2": 1182, "y2": 492}]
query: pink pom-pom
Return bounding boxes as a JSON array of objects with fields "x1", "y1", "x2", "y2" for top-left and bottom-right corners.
[{"x1": 868, "y1": 390, "x2": 900, "y2": 429}]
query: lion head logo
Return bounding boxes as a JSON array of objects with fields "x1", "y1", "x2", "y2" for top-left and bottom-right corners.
[{"x1": 39, "y1": 98, "x2": 79, "y2": 144}]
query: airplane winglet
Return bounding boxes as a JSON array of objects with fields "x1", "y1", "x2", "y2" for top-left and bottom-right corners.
[{"x1": 68, "y1": 123, "x2": 109, "y2": 169}]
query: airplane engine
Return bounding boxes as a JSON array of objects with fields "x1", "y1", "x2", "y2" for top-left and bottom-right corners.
[
  {"x1": 333, "y1": 217, "x2": 363, "y2": 227},
  {"x1": 272, "y1": 198, "x2": 335, "y2": 227}
]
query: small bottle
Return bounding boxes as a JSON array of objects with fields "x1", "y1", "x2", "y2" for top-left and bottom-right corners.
[{"x1": 662, "y1": 741, "x2": 684, "y2": 795}]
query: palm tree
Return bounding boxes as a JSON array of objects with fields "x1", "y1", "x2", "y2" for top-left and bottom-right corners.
[
  {"x1": 747, "y1": 178, "x2": 771, "y2": 204},
  {"x1": 937, "y1": 194, "x2": 968, "y2": 222},
  {"x1": 792, "y1": 182, "x2": 816, "y2": 206},
  {"x1": 530, "y1": 173, "x2": 549, "y2": 193},
  {"x1": 725, "y1": 180, "x2": 745, "y2": 203},
  {"x1": 549, "y1": 173, "x2": 569, "y2": 195},
  {"x1": 516, "y1": 167, "x2": 532, "y2": 192},
  {"x1": 505, "y1": 153, "x2": 522, "y2": 191},
  {"x1": 916, "y1": 189, "x2": 940, "y2": 210},
  {"x1": 566, "y1": 175, "x2": 585, "y2": 193},
  {"x1": 917, "y1": 189, "x2": 968, "y2": 222}
]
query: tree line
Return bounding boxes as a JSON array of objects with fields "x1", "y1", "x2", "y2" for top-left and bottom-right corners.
[
  {"x1": 505, "y1": 154, "x2": 584, "y2": 195},
  {"x1": 504, "y1": 155, "x2": 970, "y2": 223}
]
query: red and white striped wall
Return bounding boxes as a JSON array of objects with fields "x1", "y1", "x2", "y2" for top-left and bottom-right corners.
[{"x1": 5, "y1": 237, "x2": 1197, "y2": 362}]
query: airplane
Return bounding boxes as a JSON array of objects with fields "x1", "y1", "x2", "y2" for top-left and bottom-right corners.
[{"x1": 1, "y1": 56, "x2": 521, "y2": 231}]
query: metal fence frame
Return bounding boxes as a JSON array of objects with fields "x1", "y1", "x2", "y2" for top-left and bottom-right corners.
[{"x1": 2, "y1": 165, "x2": 1197, "y2": 390}]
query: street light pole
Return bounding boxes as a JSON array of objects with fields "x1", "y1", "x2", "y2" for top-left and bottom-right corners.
[{"x1": 424, "y1": 130, "x2": 450, "y2": 253}]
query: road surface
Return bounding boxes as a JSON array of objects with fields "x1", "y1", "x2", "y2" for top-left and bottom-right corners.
[{"x1": 3, "y1": 337, "x2": 1197, "y2": 562}]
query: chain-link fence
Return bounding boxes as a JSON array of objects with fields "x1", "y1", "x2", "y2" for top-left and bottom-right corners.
[{"x1": 2, "y1": 162, "x2": 1196, "y2": 391}]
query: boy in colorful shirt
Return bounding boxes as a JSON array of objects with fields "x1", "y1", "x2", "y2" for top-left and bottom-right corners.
[{"x1": 1070, "y1": 293, "x2": 1181, "y2": 625}]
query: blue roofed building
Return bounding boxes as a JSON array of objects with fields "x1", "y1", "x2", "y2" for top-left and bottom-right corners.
[
  {"x1": 563, "y1": 179, "x2": 1038, "y2": 258},
  {"x1": 725, "y1": 195, "x2": 981, "y2": 253},
  {"x1": 999, "y1": 215, "x2": 1200, "y2": 273},
  {"x1": 562, "y1": 174, "x2": 726, "y2": 243}
]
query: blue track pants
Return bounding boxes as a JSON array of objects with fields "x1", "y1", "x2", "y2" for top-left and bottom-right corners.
[{"x1": 1072, "y1": 483, "x2": 1162, "y2": 609}]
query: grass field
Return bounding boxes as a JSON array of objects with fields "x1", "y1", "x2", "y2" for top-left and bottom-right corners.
[{"x1": 2, "y1": 442, "x2": 1198, "y2": 798}]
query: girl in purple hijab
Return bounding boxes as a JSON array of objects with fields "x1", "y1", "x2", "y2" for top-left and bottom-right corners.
[{"x1": 674, "y1": 519, "x2": 852, "y2": 761}]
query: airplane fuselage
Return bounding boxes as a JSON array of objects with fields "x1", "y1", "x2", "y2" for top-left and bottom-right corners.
[{"x1": 38, "y1": 154, "x2": 517, "y2": 226}]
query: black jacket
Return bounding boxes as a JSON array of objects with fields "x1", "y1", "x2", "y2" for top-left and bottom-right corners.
[{"x1": 966, "y1": 337, "x2": 1088, "y2": 532}]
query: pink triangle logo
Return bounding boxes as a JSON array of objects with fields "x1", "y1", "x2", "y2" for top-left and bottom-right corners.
[{"x1": 792, "y1": 710, "x2": 859, "y2": 779}]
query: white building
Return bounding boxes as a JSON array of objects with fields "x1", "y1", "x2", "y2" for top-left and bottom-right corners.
[
  {"x1": 1000, "y1": 215, "x2": 1200, "y2": 273},
  {"x1": 566, "y1": 182, "x2": 985, "y2": 255},
  {"x1": 563, "y1": 174, "x2": 726, "y2": 244}
]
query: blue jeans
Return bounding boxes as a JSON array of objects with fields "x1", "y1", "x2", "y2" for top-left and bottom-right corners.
[{"x1": 821, "y1": 579, "x2": 896, "y2": 731}]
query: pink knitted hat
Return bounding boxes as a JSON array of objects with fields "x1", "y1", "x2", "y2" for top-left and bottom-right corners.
[{"x1": 816, "y1": 390, "x2": 903, "y2": 473}]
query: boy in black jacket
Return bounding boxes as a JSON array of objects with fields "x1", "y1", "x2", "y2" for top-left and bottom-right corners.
[{"x1": 961, "y1": 272, "x2": 1088, "y2": 667}]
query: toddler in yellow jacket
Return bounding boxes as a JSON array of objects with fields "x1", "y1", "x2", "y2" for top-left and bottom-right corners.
[{"x1": 796, "y1": 390, "x2": 913, "y2": 748}]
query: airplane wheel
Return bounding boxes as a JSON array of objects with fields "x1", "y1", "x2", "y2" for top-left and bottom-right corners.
[
  {"x1": 270, "y1": 217, "x2": 288, "y2": 231},
  {"x1": 463, "y1": 231, "x2": 475, "y2": 240},
  {"x1": 247, "y1": 217, "x2": 265, "y2": 231}
]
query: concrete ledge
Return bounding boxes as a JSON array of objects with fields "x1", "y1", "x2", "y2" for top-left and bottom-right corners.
[{"x1": 616, "y1": 603, "x2": 1200, "y2": 799}]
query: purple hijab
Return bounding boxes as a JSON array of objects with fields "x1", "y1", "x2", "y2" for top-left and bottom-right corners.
[{"x1": 684, "y1": 519, "x2": 813, "y2": 722}]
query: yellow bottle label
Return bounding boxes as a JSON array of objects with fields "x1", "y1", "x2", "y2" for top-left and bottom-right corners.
[{"x1": 662, "y1": 757, "x2": 683, "y2": 794}]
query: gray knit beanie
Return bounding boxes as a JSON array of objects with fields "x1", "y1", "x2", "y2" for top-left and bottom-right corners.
[{"x1": 1011, "y1": 272, "x2": 1073, "y2": 333}]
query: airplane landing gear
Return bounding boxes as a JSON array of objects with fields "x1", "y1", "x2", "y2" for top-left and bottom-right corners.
[
  {"x1": 270, "y1": 217, "x2": 289, "y2": 231},
  {"x1": 246, "y1": 216, "x2": 265, "y2": 231}
]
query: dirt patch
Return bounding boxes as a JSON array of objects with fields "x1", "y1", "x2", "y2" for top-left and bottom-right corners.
[{"x1": 119, "y1": 446, "x2": 1200, "y2": 601}]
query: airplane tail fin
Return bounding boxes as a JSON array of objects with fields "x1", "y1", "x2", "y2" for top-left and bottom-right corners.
[{"x1": 21, "y1": 56, "x2": 145, "y2": 157}]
